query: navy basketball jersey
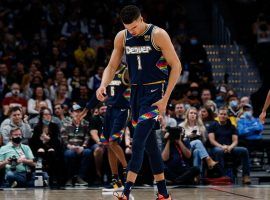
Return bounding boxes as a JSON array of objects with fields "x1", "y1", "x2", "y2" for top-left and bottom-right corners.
[
  {"x1": 124, "y1": 24, "x2": 168, "y2": 85},
  {"x1": 107, "y1": 65, "x2": 130, "y2": 108}
]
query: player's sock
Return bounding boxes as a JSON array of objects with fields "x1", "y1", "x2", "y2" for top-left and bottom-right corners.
[
  {"x1": 123, "y1": 181, "x2": 133, "y2": 197},
  {"x1": 122, "y1": 167, "x2": 127, "y2": 181},
  {"x1": 156, "y1": 180, "x2": 169, "y2": 198},
  {"x1": 112, "y1": 174, "x2": 119, "y2": 180}
]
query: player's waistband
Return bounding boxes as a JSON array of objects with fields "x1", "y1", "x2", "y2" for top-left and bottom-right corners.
[{"x1": 131, "y1": 80, "x2": 166, "y2": 86}]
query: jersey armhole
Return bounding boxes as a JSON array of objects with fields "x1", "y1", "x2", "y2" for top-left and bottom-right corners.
[
  {"x1": 151, "y1": 26, "x2": 161, "y2": 51},
  {"x1": 123, "y1": 30, "x2": 127, "y2": 47}
]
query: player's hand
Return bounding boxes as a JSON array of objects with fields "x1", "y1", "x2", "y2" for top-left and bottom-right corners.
[
  {"x1": 152, "y1": 98, "x2": 167, "y2": 117},
  {"x1": 259, "y1": 111, "x2": 266, "y2": 124},
  {"x1": 96, "y1": 86, "x2": 107, "y2": 101}
]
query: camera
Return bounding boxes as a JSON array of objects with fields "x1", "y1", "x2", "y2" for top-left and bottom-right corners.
[
  {"x1": 9, "y1": 155, "x2": 17, "y2": 171},
  {"x1": 166, "y1": 126, "x2": 185, "y2": 141}
]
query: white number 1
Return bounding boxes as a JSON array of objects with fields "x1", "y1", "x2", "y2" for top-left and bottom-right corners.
[{"x1": 137, "y1": 55, "x2": 142, "y2": 70}]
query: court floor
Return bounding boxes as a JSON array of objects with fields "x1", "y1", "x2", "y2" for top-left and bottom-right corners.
[{"x1": 1, "y1": 185, "x2": 270, "y2": 200}]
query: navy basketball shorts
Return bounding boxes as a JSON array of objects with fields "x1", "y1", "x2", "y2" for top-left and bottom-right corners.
[
  {"x1": 100, "y1": 106, "x2": 129, "y2": 145},
  {"x1": 128, "y1": 82, "x2": 166, "y2": 174}
]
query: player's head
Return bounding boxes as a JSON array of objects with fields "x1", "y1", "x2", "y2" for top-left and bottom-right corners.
[{"x1": 120, "y1": 5, "x2": 143, "y2": 36}]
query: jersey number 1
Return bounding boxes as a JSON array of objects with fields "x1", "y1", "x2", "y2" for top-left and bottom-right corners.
[{"x1": 137, "y1": 55, "x2": 142, "y2": 70}]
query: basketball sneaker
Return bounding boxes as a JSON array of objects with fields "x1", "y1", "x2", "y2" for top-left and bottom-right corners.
[
  {"x1": 156, "y1": 193, "x2": 172, "y2": 200},
  {"x1": 113, "y1": 192, "x2": 128, "y2": 200},
  {"x1": 102, "y1": 178, "x2": 124, "y2": 192}
]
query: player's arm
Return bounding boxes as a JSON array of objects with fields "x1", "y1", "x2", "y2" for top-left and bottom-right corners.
[
  {"x1": 96, "y1": 31, "x2": 125, "y2": 101},
  {"x1": 152, "y1": 28, "x2": 182, "y2": 113},
  {"x1": 260, "y1": 90, "x2": 270, "y2": 123}
]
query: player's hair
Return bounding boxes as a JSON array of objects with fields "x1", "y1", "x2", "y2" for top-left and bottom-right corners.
[{"x1": 120, "y1": 5, "x2": 141, "y2": 24}]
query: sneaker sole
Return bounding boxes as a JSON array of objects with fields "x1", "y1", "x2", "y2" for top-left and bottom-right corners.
[{"x1": 102, "y1": 186, "x2": 124, "y2": 192}]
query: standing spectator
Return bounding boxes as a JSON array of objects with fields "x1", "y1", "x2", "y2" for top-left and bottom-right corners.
[{"x1": 208, "y1": 107, "x2": 251, "y2": 184}]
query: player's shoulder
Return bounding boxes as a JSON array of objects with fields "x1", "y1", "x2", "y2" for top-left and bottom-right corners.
[
  {"x1": 115, "y1": 30, "x2": 126, "y2": 40},
  {"x1": 152, "y1": 26, "x2": 168, "y2": 37},
  {"x1": 114, "y1": 30, "x2": 126, "y2": 46}
]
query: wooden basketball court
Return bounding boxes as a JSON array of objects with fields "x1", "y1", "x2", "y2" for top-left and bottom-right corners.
[{"x1": 0, "y1": 185, "x2": 270, "y2": 200}]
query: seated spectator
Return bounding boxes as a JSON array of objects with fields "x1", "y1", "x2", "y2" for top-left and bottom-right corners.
[
  {"x1": 87, "y1": 66, "x2": 104, "y2": 92},
  {"x1": 238, "y1": 104, "x2": 264, "y2": 140},
  {"x1": 0, "y1": 106, "x2": 32, "y2": 145},
  {"x1": 49, "y1": 70, "x2": 72, "y2": 102},
  {"x1": 88, "y1": 104, "x2": 106, "y2": 184},
  {"x1": 179, "y1": 107, "x2": 218, "y2": 173},
  {"x1": 27, "y1": 86, "x2": 53, "y2": 119},
  {"x1": 0, "y1": 128, "x2": 35, "y2": 188},
  {"x1": 204, "y1": 100, "x2": 218, "y2": 117},
  {"x1": 208, "y1": 107, "x2": 251, "y2": 184},
  {"x1": 237, "y1": 96, "x2": 251, "y2": 118},
  {"x1": 29, "y1": 108, "x2": 62, "y2": 187},
  {"x1": 2, "y1": 83, "x2": 27, "y2": 117},
  {"x1": 227, "y1": 95, "x2": 240, "y2": 126},
  {"x1": 200, "y1": 88, "x2": 212, "y2": 106},
  {"x1": 53, "y1": 84, "x2": 71, "y2": 114},
  {"x1": 0, "y1": 63, "x2": 9, "y2": 102},
  {"x1": 162, "y1": 126, "x2": 200, "y2": 185},
  {"x1": 184, "y1": 83, "x2": 201, "y2": 107},
  {"x1": 237, "y1": 104, "x2": 270, "y2": 166},
  {"x1": 164, "y1": 104, "x2": 177, "y2": 128},
  {"x1": 74, "y1": 39, "x2": 96, "y2": 67},
  {"x1": 54, "y1": 103, "x2": 69, "y2": 128},
  {"x1": 68, "y1": 67, "x2": 82, "y2": 99},
  {"x1": 200, "y1": 105, "x2": 216, "y2": 131},
  {"x1": 240, "y1": 96, "x2": 250, "y2": 108},
  {"x1": 28, "y1": 101, "x2": 62, "y2": 130},
  {"x1": 173, "y1": 103, "x2": 186, "y2": 124},
  {"x1": 62, "y1": 104, "x2": 94, "y2": 186},
  {"x1": 214, "y1": 84, "x2": 228, "y2": 108}
]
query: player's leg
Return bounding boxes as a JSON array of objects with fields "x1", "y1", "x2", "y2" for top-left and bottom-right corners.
[
  {"x1": 144, "y1": 129, "x2": 171, "y2": 199},
  {"x1": 121, "y1": 118, "x2": 156, "y2": 199},
  {"x1": 108, "y1": 108, "x2": 128, "y2": 169}
]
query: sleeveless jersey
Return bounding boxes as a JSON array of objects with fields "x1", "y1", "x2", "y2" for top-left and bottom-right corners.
[
  {"x1": 106, "y1": 65, "x2": 130, "y2": 108},
  {"x1": 124, "y1": 24, "x2": 168, "y2": 85}
]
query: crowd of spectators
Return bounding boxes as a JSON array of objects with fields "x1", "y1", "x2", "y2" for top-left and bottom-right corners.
[{"x1": 0, "y1": 0, "x2": 267, "y2": 189}]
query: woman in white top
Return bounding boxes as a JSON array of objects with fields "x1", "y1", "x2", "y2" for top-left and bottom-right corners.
[
  {"x1": 27, "y1": 86, "x2": 52, "y2": 117},
  {"x1": 179, "y1": 107, "x2": 217, "y2": 172}
]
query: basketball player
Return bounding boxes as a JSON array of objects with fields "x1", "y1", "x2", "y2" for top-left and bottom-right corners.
[
  {"x1": 260, "y1": 90, "x2": 270, "y2": 124},
  {"x1": 96, "y1": 5, "x2": 181, "y2": 200},
  {"x1": 78, "y1": 64, "x2": 130, "y2": 191}
]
